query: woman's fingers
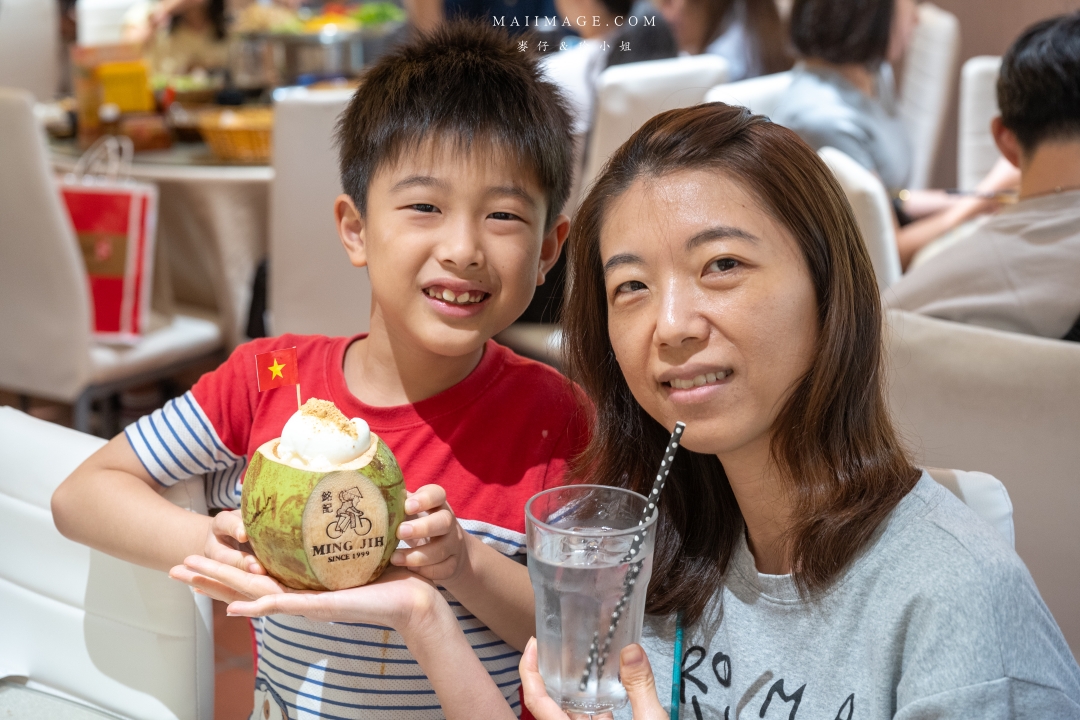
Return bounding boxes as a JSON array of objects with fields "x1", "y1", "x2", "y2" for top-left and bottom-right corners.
[
  {"x1": 619, "y1": 644, "x2": 668, "y2": 720},
  {"x1": 520, "y1": 637, "x2": 578, "y2": 720},
  {"x1": 404, "y1": 485, "x2": 447, "y2": 515}
]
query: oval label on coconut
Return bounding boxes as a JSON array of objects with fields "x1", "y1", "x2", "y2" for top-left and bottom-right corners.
[{"x1": 301, "y1": 470, "x2": 390, "y2": 590}]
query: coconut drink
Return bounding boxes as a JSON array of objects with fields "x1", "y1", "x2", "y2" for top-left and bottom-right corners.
[{"x1": 241, "y1": 398, "x2": 406, "y2": 591}]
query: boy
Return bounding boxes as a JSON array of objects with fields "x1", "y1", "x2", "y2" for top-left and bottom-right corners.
[{"x1": 53, "y1": 22, "x2": 589, "y2": 719}]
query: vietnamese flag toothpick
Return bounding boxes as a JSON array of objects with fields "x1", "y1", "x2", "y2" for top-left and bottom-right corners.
[{"x1": 255, "y1": 347, "x2": 301, "y2": 409}]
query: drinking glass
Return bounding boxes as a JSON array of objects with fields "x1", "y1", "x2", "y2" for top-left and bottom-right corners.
[{"x1": 525, "y1": 485, "x2": 657, "y2": 715}]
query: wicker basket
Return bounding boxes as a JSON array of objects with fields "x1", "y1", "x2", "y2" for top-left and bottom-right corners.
[{"x1": 198, "y1": 108, "x2": 274, "y2": 162}]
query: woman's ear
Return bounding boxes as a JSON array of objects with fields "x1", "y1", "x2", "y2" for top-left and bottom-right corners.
[
  {"x1": 336, "y1": 194, "x2": 368, "y2": 268},
  {"x1": 537, "y1": 214, "x2": 572, "y2": 286},
  {"x1": 991, "y1": 116, "x2": 1023, "y2": 169}
]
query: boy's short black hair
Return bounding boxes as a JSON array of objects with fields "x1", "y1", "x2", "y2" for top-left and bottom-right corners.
[
  {"x1": 789, "y1": 0, "x2": 893, "y2": 67},
  {"x1": 998, "y1": 12, "x2": 1080, "y2": 153},
  {"x1": 337, "y1": 21, "x2": 574, "y2": 230}
]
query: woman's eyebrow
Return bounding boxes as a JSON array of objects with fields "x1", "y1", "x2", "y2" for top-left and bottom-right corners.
[
  {"x1": 603, "y1": 253, "x2": 643, "y2": 275},
  {"x1": 685, "y1": 226, "x2": 759, "y2": 250}
]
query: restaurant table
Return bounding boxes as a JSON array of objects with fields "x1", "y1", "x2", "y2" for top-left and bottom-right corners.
[
  {"x1": 0, "y1": 679, "x2": 121, "y2": 719},
  {"x1": 51, "y1": 140, "x2": 274, "y2": 349}
]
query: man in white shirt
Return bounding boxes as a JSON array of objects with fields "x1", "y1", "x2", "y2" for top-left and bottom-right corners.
[{"x1": 885, "y1": 12, "x2": 1080, "y2": 340}]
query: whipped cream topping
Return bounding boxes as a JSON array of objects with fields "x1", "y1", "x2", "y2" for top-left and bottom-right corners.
[{"x1": 276, "y1": 398, "x2": 371, "y2": 471}]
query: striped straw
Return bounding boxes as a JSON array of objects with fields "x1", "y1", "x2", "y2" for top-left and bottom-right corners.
[{"x1": 578, "y1": 421, "x2": 686, "y2": 691}]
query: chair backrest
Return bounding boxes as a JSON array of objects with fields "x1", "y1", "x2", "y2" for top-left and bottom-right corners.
[
  {"x1": 958, "y1": 55, "x2": 1002, "y2": 191},
  {"x1": 702, "y1": 71, "x2": 794, "y2": 117},
  {"x1": 581, "y1": 55, "x2": 729, "y2": 194},
  {"x1": 884, "y1": 310, "x2": 1080, "y2": 659},
  {"x1": 818, "y1": 147, "x2": 902, "y2": 290},
  {"x1": 925, "y1": 467, "x2": 1015, "y2": 548},
  {"x1": 0, "y1": 87, "x2": 93, "y2": 401},
  {"x1": 0, "y1": 0, "x2": 59, "y2": 100},
  {"x1": 0, "y1": 407, "x2": 213, "y2": 719},
  {"x1": 269, "y1": 88, "x2": 371, "y2": 337},
  {"x1": 898, "y1": 2, "x2": 960, "y2": 190}
]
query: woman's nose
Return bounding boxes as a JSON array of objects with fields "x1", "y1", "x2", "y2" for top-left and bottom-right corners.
[{"x1": 654, "y1": 277, "x2": 708, "y2": 349}]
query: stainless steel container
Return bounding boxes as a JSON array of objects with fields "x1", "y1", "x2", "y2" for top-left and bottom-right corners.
[{"x1": 230, "y1": 24, "x2": 403, "y2": 89}]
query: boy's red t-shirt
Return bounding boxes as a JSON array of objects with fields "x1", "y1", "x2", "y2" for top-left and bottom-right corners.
[
  {"x1": 191, "y1": 333, "x2": 590, "y2": 534},
  {"x1": 127, "y1": 333, "x2": 590, "y2": 718}
]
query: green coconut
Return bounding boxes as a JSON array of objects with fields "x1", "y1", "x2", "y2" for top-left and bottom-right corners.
[{"x1": 241, "y1": 415, "x2": 406, "y2": 591}]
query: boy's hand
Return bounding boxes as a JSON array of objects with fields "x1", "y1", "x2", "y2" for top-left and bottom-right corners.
[
  {"x1": 170, "y1": 555, "x2": 440, "y2": 634},
  {"x1": 392, "y1": 485, "x2": 473, "y2": 584},
  {"x1": 203, "y1": 509, "x2": 265, "y2": 576}
]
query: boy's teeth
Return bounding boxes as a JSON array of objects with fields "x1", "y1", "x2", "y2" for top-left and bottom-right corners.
[{"x1": 426, "y1": 287, "x2": 484, "y2": 305}]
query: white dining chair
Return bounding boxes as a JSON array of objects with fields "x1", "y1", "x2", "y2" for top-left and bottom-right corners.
[
  {"x1": 924, "y1": 467, "x2": 1014, "y2": 549},
  {"x1": 702, "y1": 70, "x2": 794, "y2": 117},
  {"x1": 884, "y1": 309, "x2": 1080, "y2": 659},
  {"x1": 958, "y1": 55, "x2": 1003, "y2": 192},
  {"x1": 581, "y1": 55, "x2": 729, "y2": 194},
  {"x1": 268, "y1": 87, "x2": 371, "y2": 338},
  {"x1": 0, "y1": 0, "x2": 60, "y2": 100},
  {"x1": 0, "y1": 407, "x2": 213, "y2": 719},
  {"x1": 897, "y1": 2, "x2": 961, "y2": 190},
  {"x1": 818, "y1": 147, "x2": 902, "y2": 291},
  {"x1": 0, "y1": 87, "x2": 224, "y2": 435}
]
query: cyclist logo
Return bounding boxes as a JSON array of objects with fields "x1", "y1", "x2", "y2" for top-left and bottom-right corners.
[{"x1": 326, "y1": 487, "x2": 373, "y2": 539}]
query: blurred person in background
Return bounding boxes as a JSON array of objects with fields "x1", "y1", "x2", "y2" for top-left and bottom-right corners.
[
  {"x1": 654, "y1": 0, "x2": 790, "y2": 80},
  {"x1": 773, "y1": 0, "x2": 1019, "y2": 269},
  {"x1": 122, "y1": 0, "x2": 229, "y2": 75},
  {"x1": 886, "y1": 13, "x2": 1080, "y2": 341}
]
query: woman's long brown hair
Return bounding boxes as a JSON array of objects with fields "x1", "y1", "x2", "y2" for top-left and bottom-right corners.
[{"x1": 562, "y1": 103, "x2": 919, "y2": 625}]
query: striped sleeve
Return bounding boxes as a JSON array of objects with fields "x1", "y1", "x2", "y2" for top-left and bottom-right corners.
[{"x1": 126, "y1": 391, "x2": 244, "y2": 494}]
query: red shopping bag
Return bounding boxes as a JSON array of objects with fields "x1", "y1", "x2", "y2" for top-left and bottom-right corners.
[{"x1": 59, "y1": 137, "x2": 158, "y2": 343}]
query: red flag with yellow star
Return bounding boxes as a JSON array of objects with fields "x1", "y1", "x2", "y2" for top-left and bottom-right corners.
[{"x1": 255, "y1": 347, "x2": 299, "y2": 392}]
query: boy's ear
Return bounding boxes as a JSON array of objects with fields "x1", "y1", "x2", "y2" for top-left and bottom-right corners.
[
  {"x1": 537, "y1": 213, "x2": 572, "y2": 286},
  {"x1": 335, "y1": 194, "x2": 368, "y2": 268},
  {"x1": 991, "y1": 116, "x2": 1023, "y2": 169}
]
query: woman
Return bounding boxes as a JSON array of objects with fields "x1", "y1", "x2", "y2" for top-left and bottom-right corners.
[
  {"x1": 520, "y1": 102, "x2": 1080, "y2": 718},
  {"x1": 174, "y1": 104, "x2": 1080, "y2": 718},
  {"x1": 772, "y1": 0, "x2": 1018, "y2": 269},
  {"x1": 656, "y1": 0, "x2": 790, "y2": 80}
]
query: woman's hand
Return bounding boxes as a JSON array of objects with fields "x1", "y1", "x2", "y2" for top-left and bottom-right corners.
[
  {"x1": 520, "y1": 638, "x2": 669, "y2": 720},
  {"x1": 170, "y1": 555, "x2": 439, "y2": 635}
]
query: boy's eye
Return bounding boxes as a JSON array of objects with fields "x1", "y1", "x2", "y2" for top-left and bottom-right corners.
[
  {"x1": 410, "y1": 204, "x2": 439, "y2": 213},
  {"x1": 706, "y1": 258, "x2": 739, "y2": 273},
  {"x1": 488, "y1": 211, "x2": 522, "y2": 222}
]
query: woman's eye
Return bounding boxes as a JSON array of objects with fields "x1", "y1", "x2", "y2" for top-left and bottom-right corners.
[
  {"x1": 706, "y1": 258, "x2": 739, "y2": 273},
  {"x1": 410, "y1": 204, "x2": 438, "y2": 213},
  {"x1": 615, "y1": 280, "x2": 647, "y2": 295},
  {"x1": 488, "y1": 211, "x2": 521, "y2": 221}
]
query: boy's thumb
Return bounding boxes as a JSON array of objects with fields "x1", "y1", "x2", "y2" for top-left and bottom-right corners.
[{"x1": 619, "y1": 644, "x2": 668, "y2": 720}]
